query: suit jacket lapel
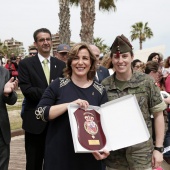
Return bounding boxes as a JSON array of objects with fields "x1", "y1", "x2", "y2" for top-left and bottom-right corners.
[
  {"x1": 32, "y1": 55, "x2": 48, "y2": 85},
  {"x1": 50, "y1": 57, "x2": 58, "y2": 83}
]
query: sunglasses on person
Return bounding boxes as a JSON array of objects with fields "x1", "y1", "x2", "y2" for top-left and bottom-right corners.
[
  {"x1": 29, "y1": 52, "x2": 37, "y2": 55},
  {"x1": 59, "y1": 52, "x2": 68, "y2": 56}
]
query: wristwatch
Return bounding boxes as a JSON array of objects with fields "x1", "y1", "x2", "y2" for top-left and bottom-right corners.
[{"x1": 154, "y1": 147, "x2": 164, "y2": 153}]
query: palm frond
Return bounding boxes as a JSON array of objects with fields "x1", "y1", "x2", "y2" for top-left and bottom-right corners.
[{"x1": 99, "y1": 0, "x2": 116, "y2": 11}]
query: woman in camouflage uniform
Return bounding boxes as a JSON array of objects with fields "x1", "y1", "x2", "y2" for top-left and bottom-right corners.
[{"x1": 93, "y1": 35, "x2": 166, "y2": 170}]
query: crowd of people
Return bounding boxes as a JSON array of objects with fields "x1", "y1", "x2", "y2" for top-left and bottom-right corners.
[
  {"x1": 0, "y1": 28, "x2": 170, "y2": 170},
  {"x1": 0, "y1": 52, "x2": 22, "y2": 80}
]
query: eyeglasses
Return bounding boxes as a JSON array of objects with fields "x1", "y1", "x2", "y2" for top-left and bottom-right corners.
[
  {"x1": 37, "y1": 38, "x2": 51, "y2": 43},
  {"x1": 29, "y1": 53, "x2": 37, "y2": 55},
  {"x1": 59, "y1": 52, "x2": 68, "y2": 56}
]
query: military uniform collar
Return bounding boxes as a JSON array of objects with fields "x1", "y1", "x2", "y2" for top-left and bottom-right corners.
[{"x1": 108, "y1": 71, "x2": 146, "y2": 90}]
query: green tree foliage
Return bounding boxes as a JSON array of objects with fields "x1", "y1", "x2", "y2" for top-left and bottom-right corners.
[
  {"x1": 93, "y1": 37, "x2": 110, "y2": 54},
  {"x1": 130, "y1": 22, "x2": 153, "y2": 50},
  {"x1": 0, "y1": 42, "x2": 23, "y2": 57},
  {"x1": 0, "y1": 43, "x2": 8, "y2": 56}
]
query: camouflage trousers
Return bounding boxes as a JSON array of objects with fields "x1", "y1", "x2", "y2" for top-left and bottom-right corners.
[{"x1": 103, "y1": 140, "x2": 153, "y2": 170}]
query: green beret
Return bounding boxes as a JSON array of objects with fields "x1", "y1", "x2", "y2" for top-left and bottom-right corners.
[{"x1": 110, "y1": 34, "x2": 133, "y2": 54}]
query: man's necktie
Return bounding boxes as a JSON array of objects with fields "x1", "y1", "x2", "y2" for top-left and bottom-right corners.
[{"x1": 42, "y1": 59, "x2": 50, "y2": 84}]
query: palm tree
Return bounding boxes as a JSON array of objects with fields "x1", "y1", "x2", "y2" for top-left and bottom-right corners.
[
  {"x1": 70, "y1": 0, "x2": 117, "y2": 44},
  {"x1": 93, "y1": 37, "x2": 109, "y2": 54},
  {"x1": 58, "y1": 0, "x2": 71, "y2": 44},
  {"x1": 130, "y1": 22, "x2": 153, "y2": 50}
]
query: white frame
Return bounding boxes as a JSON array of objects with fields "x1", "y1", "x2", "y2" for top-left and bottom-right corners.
[{"x1": 68, "y1": 94, "x2": 150, "y2": 153}]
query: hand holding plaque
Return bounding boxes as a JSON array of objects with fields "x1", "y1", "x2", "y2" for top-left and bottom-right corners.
[
  {"x1": 74, "y1": 108, "x2": 106, "y2": 150},
  {"x1": 68, "y1": 95, "x2": 150, "y2": 153}
]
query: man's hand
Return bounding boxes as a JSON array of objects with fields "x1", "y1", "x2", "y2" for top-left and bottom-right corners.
[{"x1": 4, "y1": 77, "x2": 18, "y2": 96}]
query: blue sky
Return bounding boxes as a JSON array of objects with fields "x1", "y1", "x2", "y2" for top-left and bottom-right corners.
[{"x1": 0, "y1": 0, "x2": 170, "y2": 58}]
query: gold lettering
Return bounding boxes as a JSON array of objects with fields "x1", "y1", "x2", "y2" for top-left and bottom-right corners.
[{"x1": 88, "y1": 140, "x2": 100, "y2": 145}]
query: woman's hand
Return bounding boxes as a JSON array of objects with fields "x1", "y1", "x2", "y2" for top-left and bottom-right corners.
[
  {"x1": 92, "y1": 150, "x2": 110, "y2": 160},
  {"x1": 71, "y1": 99, "x2": 89, "y2": 110},
  {"x1": 152, "y1": 150, "x2": 163, "y2": 169}
]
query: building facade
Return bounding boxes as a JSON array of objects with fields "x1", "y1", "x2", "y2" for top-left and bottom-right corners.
[{"x1": 4, "y1": 38, "x2": 26, "y2": 57}]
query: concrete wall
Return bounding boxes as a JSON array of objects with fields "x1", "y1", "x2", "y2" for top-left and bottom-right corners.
[{"x1": 134, "y1": 45, "x2": 166, "y2": 63}]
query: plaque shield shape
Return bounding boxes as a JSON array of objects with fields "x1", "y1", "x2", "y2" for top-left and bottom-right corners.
[{"x1": 74, "y1": 108, "x2": 106, "y2": 150}]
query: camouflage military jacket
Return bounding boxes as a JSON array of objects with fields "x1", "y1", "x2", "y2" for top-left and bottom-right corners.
[
  {"x1": 102, "y1": 71, "x2": 166, "y2": 126},
  {"x1": 102, "y1": 71, "x2": 166, "y2": 169}
]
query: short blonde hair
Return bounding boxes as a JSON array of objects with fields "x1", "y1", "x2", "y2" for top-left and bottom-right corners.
[{"x1": 101, "y1": 52, "x2": 113, "y2": 69}]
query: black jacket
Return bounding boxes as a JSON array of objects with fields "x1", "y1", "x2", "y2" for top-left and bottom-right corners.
[{"x1": 18, "y1": 55, "x2": 66, "y2": 134}]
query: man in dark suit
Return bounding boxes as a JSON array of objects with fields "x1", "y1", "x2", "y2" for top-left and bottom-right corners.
[
  {"x1": 90, "y1": 45, "x2": 110, "y2": 83},
  {"x1": 18, "y1": 28, "x2": 66, "y2": 170},
  {"x1": 0, "y1": 67, "x2": 18, "y2": 170}
]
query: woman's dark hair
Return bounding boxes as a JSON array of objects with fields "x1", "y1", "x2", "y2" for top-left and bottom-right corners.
[
  {"x1": 131, "y1": 59, "x2": 141, "y2": 68},
  {"x1": 64, "y1": 42, "x2": 97, "y2": 80},
  {"x1": 147, "y1": 52, "x2": 160, "y2": 63},
  {"x1": 145, "y1": 61, "x2": 159, "y2": 74},
  {"x1": 164, "y1": 56, "x2": 170, "y2": 68},
  {"x1": 7, "y1": 59, "x2": 12, "y2": 63}
]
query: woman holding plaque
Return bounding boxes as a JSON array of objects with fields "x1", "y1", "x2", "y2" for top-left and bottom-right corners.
[
  {"x1": 93, "y1": 35, "x2": 166, "y2": 170},
  {"x1": 35, "y1": 42, "x2": 108, "y2": 170}
]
